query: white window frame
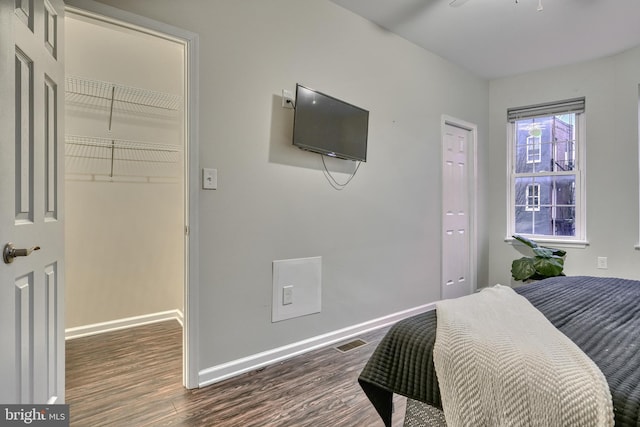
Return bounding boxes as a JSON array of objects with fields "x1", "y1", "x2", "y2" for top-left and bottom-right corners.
[
  {"x1": 526, "y1": 135, "x2": 541, "y2": 164},
  {"x1": 525, "y1": 183, "x2": 540, "y2": 211},
  {"x1": 506, "y1": 98, "x2": 588, "y2": 247}
]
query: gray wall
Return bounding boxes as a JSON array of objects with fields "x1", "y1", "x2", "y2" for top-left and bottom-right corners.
[
  {"x1": 92, "y1": 0, "x2": 490, "y2": 368},
  {"x1": 488, "y1": 46, "x2": 640, "y2": 286}
]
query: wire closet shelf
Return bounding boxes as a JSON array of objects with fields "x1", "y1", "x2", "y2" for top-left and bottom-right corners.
[
  {"x1": 64, "y1": 76, "x2": 183, "y2": 181},
  {"x1": 65, "y1": 135, "x2": 181, "y2": 179},
  {"x1": 65, "y1": 75, "x2": 182, "y2": 111}
]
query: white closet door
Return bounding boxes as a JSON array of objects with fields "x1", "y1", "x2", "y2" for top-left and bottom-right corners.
[
  {"x1": 442, "y1": 122, "x2": 472, "y2": 300},
  {"x1": 0, "y1": 0, "x2": 66, "y2": 404}
]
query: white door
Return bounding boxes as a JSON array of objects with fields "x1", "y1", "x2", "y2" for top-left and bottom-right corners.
[
  {"x1": 0, "y1": 0, "x2": 65, "y2": 404},
  {"x1": 442, "y1": 122, "x2": 473, "y2": 300}
]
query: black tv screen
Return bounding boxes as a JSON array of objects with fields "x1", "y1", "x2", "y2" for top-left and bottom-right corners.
[{"x1": 292, "y1": 84, "x2": 368, "y2": 162}]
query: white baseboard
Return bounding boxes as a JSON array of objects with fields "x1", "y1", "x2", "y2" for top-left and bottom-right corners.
[
  {"x1": 198, "y1": 303, "x2": 436, "y2": 388},
  {"x1": 65, "y1": 309, "x2": 184, "y2": 340}
]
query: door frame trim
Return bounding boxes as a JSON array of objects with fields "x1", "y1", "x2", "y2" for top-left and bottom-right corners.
[
  {"x1": 441, "y1": 115, "x2": 478, "y2": 298},
  {"x1": 64, "y1": 0, "x2": 200, "y2": 389}
]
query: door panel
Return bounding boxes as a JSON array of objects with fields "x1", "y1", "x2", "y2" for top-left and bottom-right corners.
[
  {"x1": 1, "y1": 0, "x2": 65, "y2": 404},
  {"x1": 15, "y1": 48, "x2": 34, "y2": 223},
  {"x1": 15, "y1": 273, "x2": 33, "y2": 403},
  {"x1": 45, "y1": 75, "x2": 59, "y2": 219}
]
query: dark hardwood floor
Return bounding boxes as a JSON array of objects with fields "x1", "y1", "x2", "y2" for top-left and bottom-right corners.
[{"x1": 66, "y1": 321, "x2": 406, "y2": 426}]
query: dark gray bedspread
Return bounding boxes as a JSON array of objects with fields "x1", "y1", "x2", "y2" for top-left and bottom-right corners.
[{"x1": 358, "y1": 276, "x2": 640, "y2": 426}]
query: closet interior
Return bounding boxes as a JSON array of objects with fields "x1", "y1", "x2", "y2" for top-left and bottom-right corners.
[{"x1": 64, "y1": 12, "x2": 185, "y2": 334}]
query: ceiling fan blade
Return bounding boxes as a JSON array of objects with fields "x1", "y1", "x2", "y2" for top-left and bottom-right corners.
[{"x1": 449, "y1": 0, "x2": 471, "y2": 7}]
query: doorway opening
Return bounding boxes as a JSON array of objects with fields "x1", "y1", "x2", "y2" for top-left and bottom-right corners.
[{"x1": 63, "y1": 9, "x2": 189, "y2": 387}]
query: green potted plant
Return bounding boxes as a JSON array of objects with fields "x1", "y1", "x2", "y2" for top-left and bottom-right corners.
[{"x1": 511, "y1": 234, "x2": 567, "y2": 282}]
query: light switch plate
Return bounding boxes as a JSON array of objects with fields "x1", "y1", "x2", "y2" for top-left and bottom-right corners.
[
  {"x1": 202, "y1": 168, "x2": 217, "y2": 190},
  {"x1": 283, "y1": 285, "x2": 293, "y2": 305}
]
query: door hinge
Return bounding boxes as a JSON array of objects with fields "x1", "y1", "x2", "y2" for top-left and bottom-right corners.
[{"x1": 185, "y1": 225, "x2": 190, "y2": 236}]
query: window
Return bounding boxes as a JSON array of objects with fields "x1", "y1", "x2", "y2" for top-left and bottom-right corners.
[
  {"x1": 507, "y1": 97, "x2": 586, "y2": 242},
  {"x1": 526, "y1": 134, "x2": 541, "y2": 164},
  {"x1": 525, "y1": 183, "x2": 540, "y2": 211}
]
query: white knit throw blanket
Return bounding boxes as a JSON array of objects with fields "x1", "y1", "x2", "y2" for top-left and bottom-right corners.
[{"x1": 433, "y1": 285, "x2": 614, "y2": 427}]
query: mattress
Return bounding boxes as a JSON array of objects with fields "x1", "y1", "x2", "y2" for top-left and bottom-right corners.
[{"x1": 358, "y1": 276, "x2": 640, "y2": 426}]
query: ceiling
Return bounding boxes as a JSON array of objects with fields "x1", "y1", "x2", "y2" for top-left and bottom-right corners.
[{"x1": 329, "y1": 0, "x2": 640, "y2": 79}]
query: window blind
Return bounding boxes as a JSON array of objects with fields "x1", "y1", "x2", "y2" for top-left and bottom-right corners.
[{"x1": 507, "y1": 97, "x2": 585, "y2": 122}]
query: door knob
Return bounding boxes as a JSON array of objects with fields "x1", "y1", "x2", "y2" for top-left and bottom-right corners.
[{"x1": 3, "y1": 243, "x2": 41, "y2": 264}]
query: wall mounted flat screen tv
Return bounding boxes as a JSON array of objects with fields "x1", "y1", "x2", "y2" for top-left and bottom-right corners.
[{"x1": 292, "y1": 84, "x2": 369, "y2": 162}]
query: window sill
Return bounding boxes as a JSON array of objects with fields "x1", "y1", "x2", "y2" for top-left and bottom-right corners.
[{"x1": 504, "y1": 236, "x2": 589, "y2": 249}]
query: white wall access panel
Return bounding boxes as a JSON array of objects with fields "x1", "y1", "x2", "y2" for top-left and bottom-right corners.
[{"x1": 272, "y1": 257, "x2": 322, "y2": 322}]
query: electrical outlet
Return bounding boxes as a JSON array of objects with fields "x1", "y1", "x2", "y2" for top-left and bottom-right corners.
[
  {"x1": 597, "y1": 256, "x2": 608, "y2": 269},
  {"x1": 283, "y1": 285, "x2": 293, "y2": 305},
  {"x1": 282, "y1": 89, "x2": 294, "y2": 109}
]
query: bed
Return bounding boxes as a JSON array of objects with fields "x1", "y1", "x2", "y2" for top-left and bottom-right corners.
[{"x1": 358, "y1": 276, "x2": 640, "y2": 426}]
